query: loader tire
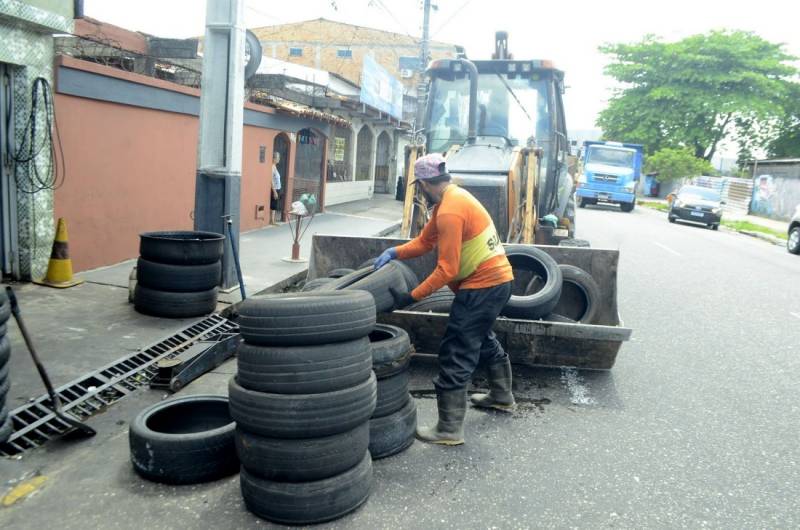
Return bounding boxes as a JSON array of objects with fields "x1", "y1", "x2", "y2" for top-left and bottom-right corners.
[
  {"x1": 405, "y1": 288, "x2": 455, "y2": 314},
  {"x1": 237, "y1": 291, "x2": 375, "y2": 346},
  {"x1": 502, "y1": 245, "x2": 562, "y2": 320},
  {"x1": 0, "y1": 299, "x2": 9, "y2": 326},
  {"x1": 136, "y1": 258, "x2": 221, "y2": 292},
  {"x1": 0, "y1": 408, "x2": 12, "y2": 444},
  {"x1": 228, "y1": 373, "x2": 376, "y2": 439},
  {"x1": 318, "y1": 264, "x2": 407, "y2": 313},
  {"x1": 327, "y1": 268, "x2": 355, "y2": 279},
  {"x1": 236, "y1": 338, "x2": 372, "y2": 394},
  {"x1": 129, "y1": 395, "x2": 238, "y2": 485},
  {"x1": 0, "y1": 374, "x2": 10, "y2": 403},
  {"x1": 369, "y1": 397, "x2": 416, "y2": 459},
  {"x1": 551, "y1": 264, "x2": 600, "y2": 324},
  {"x1": 0, "y1": 335, "x2": 9, "y2": 368},
  {"x1": 301, "y1": 277, "x2": 335, "y2": 292},
  {"x1": 373, "y1": 370, "x2": 410, "y2": 418},
  {"x1": 134, "y1": 285, "x2": 218, "y2": 318},
  {"x1": 240, "y1": 452, "x2": 372, "y2": 525},
  {"x1": 369, "y1": 324, "x2": 412, "y2": 379},
  {"x1": 236, "y1": 422, "x2": 368, "y2": 482}
]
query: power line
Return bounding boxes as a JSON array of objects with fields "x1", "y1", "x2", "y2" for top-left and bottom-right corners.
[
  {"x1": 369, "y1": 0, "x2": 417, "y2": 41},
  {"x1": 430, "y1": 0, "x2": 475, "y2": 39}
]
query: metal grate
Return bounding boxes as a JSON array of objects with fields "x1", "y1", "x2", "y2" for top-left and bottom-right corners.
[{"x1": 0, "y1": 314, "x2": 238, "y2": 456}]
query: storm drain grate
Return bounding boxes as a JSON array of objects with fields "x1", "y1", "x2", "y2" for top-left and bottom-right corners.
[{"x1": 0, "y1": 313, "x2": 238, "y2": 456}]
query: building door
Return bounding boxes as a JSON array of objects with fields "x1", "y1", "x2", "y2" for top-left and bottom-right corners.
[
  {"x1": 293, "y1": 128, "x2": 325, "y2": 209},
  {"x1": 374, "y1": 131, "x2": 392, "y2": 193},
  {"x1": 355, "y1": 125, "x2": 373, "y2": 181},
  {"x1": 273, "y1": 133, "x2": 290, "y2": 218},
  {"x1": 0, "y1": 63, "x2": 18, "y2": 278}
]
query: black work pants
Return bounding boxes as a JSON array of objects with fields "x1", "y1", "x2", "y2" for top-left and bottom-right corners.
[{"x1": 434, "y1": 281, "x2": 513, "y2": 391}]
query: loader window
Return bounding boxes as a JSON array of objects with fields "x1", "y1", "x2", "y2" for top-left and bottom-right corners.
[{"x1": 427, "y1": 74, "x2": 549, "y2": 153}]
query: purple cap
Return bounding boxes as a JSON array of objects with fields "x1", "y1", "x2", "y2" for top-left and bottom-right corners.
[{"x1": 414, "y1": 153, "x2": 447, "y2": 182}]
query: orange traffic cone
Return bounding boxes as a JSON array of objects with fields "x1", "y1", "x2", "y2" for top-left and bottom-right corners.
[{"x1": 34, "y1": 218, "x2": 84, "y2": 288}]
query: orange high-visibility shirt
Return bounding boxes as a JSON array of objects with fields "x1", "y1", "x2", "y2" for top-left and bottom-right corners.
[{"x1": 396, "y1": 185, "x2": 513, "y2": 300}]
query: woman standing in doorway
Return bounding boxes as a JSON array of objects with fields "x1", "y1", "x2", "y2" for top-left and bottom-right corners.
[{"x1": 270, "y1": 151, "x2": 282, "y2": 225}]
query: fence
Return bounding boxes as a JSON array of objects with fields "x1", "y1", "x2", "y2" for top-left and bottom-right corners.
[{"x1": 694, "y1": 176, "x2": 753, "y2": 215}]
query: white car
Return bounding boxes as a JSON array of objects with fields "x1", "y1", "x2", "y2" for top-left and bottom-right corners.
[{"x1": 788, "y1": 205, "x2": 800, "y2": 255}]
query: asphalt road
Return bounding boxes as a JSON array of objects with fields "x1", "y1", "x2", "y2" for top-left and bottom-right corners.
[{"x1": 1, "y1": 203, "x2": 798, "y2": 529}]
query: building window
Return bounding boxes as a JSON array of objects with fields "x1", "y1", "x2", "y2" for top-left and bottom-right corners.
[
  {"x1": 289, "y1": 47, "x2": 303, "y2": 57},
  {"x1": 337, "y1": 49, "x2": 353, "y2": 59},
  {"x1": 399, "y1": 56, "x2": 421, "y2": 70},
  {"x1": 334, "y1": 137, "x2": 346, "y2": 162}
]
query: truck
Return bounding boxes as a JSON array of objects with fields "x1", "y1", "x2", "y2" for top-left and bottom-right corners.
[
  {"x1": 310, "y1": 32, "x2": 632, "y2": 370},
  {"x1": 576, "y1": 140, "x2": 644, "y2": 212}
]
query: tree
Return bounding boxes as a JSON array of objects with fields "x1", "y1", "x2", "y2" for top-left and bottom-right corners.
[
  {"x1": 767, "y1": 82, "x2": 800, "y2": 158},
  {"x1": 598, "y1": 31, "x2": 797, "y2": 161},
  {"x1": 645, "y1": 148, "x2": 715, "y2": 182}
]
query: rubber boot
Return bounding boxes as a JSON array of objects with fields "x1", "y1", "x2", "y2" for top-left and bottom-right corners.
[
  {"x1": 416, "y1": 388, "x2": 467, "y2": 446},
  {"x1": 470, "y1": 357, "x2": 516, "y2": 412}
]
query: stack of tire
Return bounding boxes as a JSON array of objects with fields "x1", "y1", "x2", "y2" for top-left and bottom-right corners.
[
  {"x1": 0, "y1": 289, "x2": 12, "y2": 444},
  {"x1": 134, "y1": 231, "x2": 224, "y2": 318},
  {"x1": 368, "y1": 324, "x2": 416, "y2": 458},
  {"x1": 230, "y1": 291, "x2": 377, "y2": 525},
  {"x1": 317, "y1": 261, "x2": 419, "y2": 313}
]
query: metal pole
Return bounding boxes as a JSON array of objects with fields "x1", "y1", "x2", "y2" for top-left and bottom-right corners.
[
  {"x1": 415, "y1": 0, "x2": 432, "y2": 129},
  {"x1": 194, "y1": 0, "x2": 245, "y2": 290}
]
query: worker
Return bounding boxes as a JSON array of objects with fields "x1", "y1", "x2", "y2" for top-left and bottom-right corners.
[
  {"x1": 373, "y1": 153, "x2": 515, "y2": 446},
  {"x1": 270, "y1": 151, "x2": 282, "y2": 225}
]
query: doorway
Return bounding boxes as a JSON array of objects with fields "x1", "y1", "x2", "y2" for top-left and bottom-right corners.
[
  {"x1": 374, "y1": 131, "x2": 392, "y2": 193},
  {"x1": 272, "y1": 133, "x2": 290, "y2": 220},
  {"x1": 355, "y1": 125, "x2": 374, "y2": 181}
]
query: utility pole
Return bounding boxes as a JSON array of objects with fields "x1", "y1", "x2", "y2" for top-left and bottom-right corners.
[
  {"x1": 195, "y1": 0, "x2": 245, "y2": 291},
  {"x1": 415, "y1": 0, "x2": 432, "y2": 129}
]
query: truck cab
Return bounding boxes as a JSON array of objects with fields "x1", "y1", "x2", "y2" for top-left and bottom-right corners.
[{"x1": 576, "y1": 141, "x2": 643, "y2": 212}]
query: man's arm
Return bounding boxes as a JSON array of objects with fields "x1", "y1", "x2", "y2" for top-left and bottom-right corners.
[
  {"x1": 410, "y1": 213, "x2": 464, "y2": 300},
  {"x1": 395, "y1": 208, "x2": 440, "y2": 260}
]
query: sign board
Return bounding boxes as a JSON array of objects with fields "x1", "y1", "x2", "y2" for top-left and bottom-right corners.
[{"x1": 360, "y1": 55, "x2": 403, "y2": 120}]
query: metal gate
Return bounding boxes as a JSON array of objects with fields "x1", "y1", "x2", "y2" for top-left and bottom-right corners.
[
  {"x1": 694, "y1": 176, "x2": 753, "y2": 215},
  {"x1": 293, "y1": 128, "x2": 324, "y2": 208}
]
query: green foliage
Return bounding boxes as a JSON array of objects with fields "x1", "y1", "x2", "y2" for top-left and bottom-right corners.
[
  {"x1": 721, "y1": 220, "x2": 787, "y2": 240},
  {"x1": 644, "y1": 148, "x2": 715, "y2": 182},
  {"x1": 598, "y1": 31, "x2": 797, "y2": 161},
  {"x1": 767, "y1": 83, "x2": 800, "y2": 158},
  {"x1": 639, "y1": 201, "x2": 670, "y2": 212}
]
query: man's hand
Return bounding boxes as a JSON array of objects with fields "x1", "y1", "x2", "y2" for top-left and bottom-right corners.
[
  {"x1": 389, "y1": 287, "x2": 415, "y2": 310},
  {"x1": 374, "y1": 248, "x2": 397, "y2": 270}
]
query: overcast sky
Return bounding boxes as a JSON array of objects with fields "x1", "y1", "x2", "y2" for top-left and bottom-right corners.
[{"x1": 84, "y1": 0, "x2": 800, "y2": 139}]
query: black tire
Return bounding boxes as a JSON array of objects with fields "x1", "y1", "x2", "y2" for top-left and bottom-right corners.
[
  {"x1": 0, "y1": 408, "x2": 12, "y2": 444},
  {"x1": 0, "y1": 375, "x2": 9, "y2": 403},
  {"x1": 134, "y1": 285, "x2": 218, "y2": 318},
  {"x1": 620, "y1": 201, "x2": 635, "y2": 212},
  {"x1": 236, "y1": 338, "x2": 372, "y2": 394},
  {"x1": 406, "y1": 287, "x2": 455, "y2": 314},
  {"x1": 0, "y1": 322, "x2": 6, "y2": 336},
  {"x1": 373, "y1": 370, "x2": 410, "y2": 418},
  {"x1": 0, "y1": 299, "x2": 9, "y2": 325},
  {"x1": 550, "y1": 264, "x2": 600, "y2": 324},
  {"x1": 788, "y1": 227, "x2": 800, "y2": 255},
  {"x1": 668, "y1": 216, "x2": 676, "y2": 223},
  {"x1": 358, "y1": 258, "x2": 377, "y2": 269},
  {"x1": 136, "y1": 258, "x2": 221, "y2": 292},
  {"x1": 0, "y1": 335, "x2": 9, "y2": 368},
  {"x1": 0, "y1": 361, "x2": 8, "y2": 387},
  {"x1": 394, "y1": 261, "x2": 420, "y2": 290},
  {"x1": 301, "y1": 277, "x2": 335, "y2": 292},
  {"x1": 129, "y1": 395, "x2": 238, "y2": 485},
  {"x1": 139, "y1": 231, "x2": 224, "y2": 265},
  {"x1": 240, "y1": 452, "x2": 372, "y2": 525},
  {"x1": 369, "y1": 324, "x2": 412, "y2": 379},
  {"x1": 711, "y1": 224, "x2": 719, "y2": 231},
  {"x1": 236, "y1": 422, "x2": 368, "y2": 482},
  {"x1": 229, "y1": 373, "x2": 376, "y2": 439},
  {"x1": 502, "y1": 245, "x2": 563, "y2": 320},
  {"x1": 328, "y1": 268, "x2": 355, "y2": 279},
  {"x1": 369, "y1": 398, "x2": 416, "y2": 459},
  {"x1": 578, "y1": 198, "x2": 586, "y2": 208},
  {"x1": 237, "y1": 291, "x2": 375, "y2": 346},
  {"x1": 319, "y1": 264, "x2": 407, "y2": 313}
]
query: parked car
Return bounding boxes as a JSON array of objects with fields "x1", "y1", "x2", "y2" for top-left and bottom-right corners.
[
  {"x1": 788, "y1": 205, "x2": 800, "y2": 255},
  {"x1": 668, "y1": 185, "x2": 723, "y2": 230}
]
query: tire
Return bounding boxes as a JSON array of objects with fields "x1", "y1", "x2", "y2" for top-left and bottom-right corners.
[
  {"x1": 550, "y1": 264, "x2": 600, "y2": 324},
  {"x1": 229, "y1": 373, "x2": 376, "y2": 439},
  {"x1": 0, "y1": 335, "x2": 9, "y2": 368},
  {"x1": 0, "y1": 409, "x2": 12, "y2": 444},
  {"x1": 788, "y1": 227, "x2": 800, "y2": 255},
  {"x1": 394, "y1": 261, "x2": 420, "y2": 290},
  {"x1": 236, "y1": 338, "x2": 372, "y2": 394},
  {"x1": 578, "y1": 198, "x2": 586, "y2": 208},
  {"x1": 129, "y1": 395, "x2": 238, "y2": 485},
  {"x1": 301, "y1": 277, "x2": 335, "y2": 292},
  {"x1": 240, "y1": 452, "x2": 372, "y2": 525},
  {"x1": 543, "y1": 313, "x2": 577, "y2": 323},
  {"x1": 134, "y1": 285, "x2": 218, "y2": 318},
  {"x1": 711, "y1": 224, "x2": 719, "y2": 231},
  {"x1": 369, "y1": 398, "x2": 416, "y2": 459},
  {"x1": 236, "y1": 422, "x2": 368, "y2": 482},
  {"x1": 0, "y1": 374, "x2": 10, "y2": 403},
  {"x1": 328, "y1": 268, "x2": 355, "y2": 279},
  {"x1": 136, "y1": 258, "x2": 221, "y2": 292},
  {"x1": 369, "y1": 324, "x2": 412, "y2": 379},
  {"x1": 502, "y1": 245, "x2": 563, "y2": 320},
  {"x1": 0, "y1": 299, "x2": 9, "y2": 325},
  {"x1": 405, "y1": 288, "x2": 455, "y2": 314},
  {"x1": 319, "y1": 264, "x2": 407, "y2": 313},
  {"x1": 373, "y1": 370, "x2": 410, "y2": 418},
  {"x1": 237, "y1": 291, "x2": 375, "y2": 346},
  {"x1": 358, "y1": 258, "x2": 376, "y2": 269},
  {"x1": 139, "y1": 231, "x2": 224, "y2": 265},
  {"x1": 620, "y1": 201, "x2": 635, "y2": 213},
  {"x1": 668, "y1": 216, "x2": 676, "y2": 223}
]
